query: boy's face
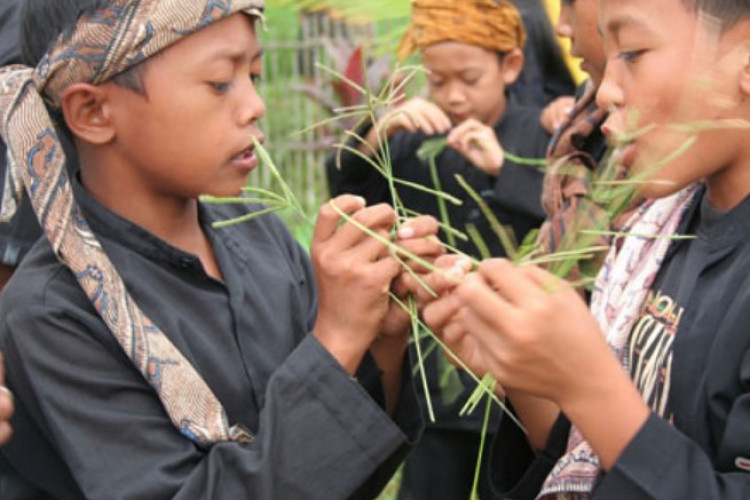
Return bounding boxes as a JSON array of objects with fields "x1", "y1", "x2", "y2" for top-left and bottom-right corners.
[
  {"x1": 103, "y1": 13, "x2": 265, "y2": 199},
  {"x1": 421, "y1": 41, "x2": 521, "y2": 127},
  {"x1": 557, "y1": 0, "x2": 606, "y2": 85},
  {"x1": 597, "y1": 0, "x2": 750, "y2": 205}
]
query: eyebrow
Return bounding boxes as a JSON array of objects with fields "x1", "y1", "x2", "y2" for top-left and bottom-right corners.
[
  {"x1": 603, "y1": 13, "x2": 649, "y2": 37},
  {"x1": 205, "y1": 47, "x2": 264, "y2": 64}
]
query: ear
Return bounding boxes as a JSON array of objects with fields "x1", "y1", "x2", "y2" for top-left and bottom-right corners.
[
  {"x1": 60, "y1": 83, "x2": 116, "y2": 145},
  {"x1": 500, "y1": 48, "x2": 525, "y2": 86}
]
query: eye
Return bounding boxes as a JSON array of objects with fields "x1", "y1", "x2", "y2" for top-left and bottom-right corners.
[
  {"x1": 209, "y1": 81, "x2": 232, "y2": 93},
  {"x1": 250, "y1": 72, "x2": 262, "y2": 85},
  {"x1": 618, "y1": 49, "x2": 646, "y2": 64}
]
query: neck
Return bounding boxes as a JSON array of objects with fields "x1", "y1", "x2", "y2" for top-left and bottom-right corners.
[{"x1": 77, "y1": 146, "x2": 204, "y2": 251}]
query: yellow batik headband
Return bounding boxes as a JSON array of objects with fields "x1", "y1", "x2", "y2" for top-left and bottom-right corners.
[{"x1": 397, "y1": 0, "x2": 526, "y2": 61}]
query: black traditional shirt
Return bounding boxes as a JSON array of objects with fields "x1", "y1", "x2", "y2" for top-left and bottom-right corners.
[{"x1": 0, "y1": 178, "x2": 421, "y2": 499}]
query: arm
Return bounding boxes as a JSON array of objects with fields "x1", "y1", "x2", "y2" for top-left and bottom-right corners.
[
  {"x1": 591, "y1": 350, "x2": 750, "y2": 499},
  {"x1": 2, "y1": 302, "x2": 417, "y2": 500}
]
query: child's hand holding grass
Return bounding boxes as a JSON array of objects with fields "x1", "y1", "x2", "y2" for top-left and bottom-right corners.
[
  {"x1": 310, "y1": 195, "x2": 402, "y2": 375},
  {"x1": 447, "y1": 118, "x2": 505, "y2": 176}
]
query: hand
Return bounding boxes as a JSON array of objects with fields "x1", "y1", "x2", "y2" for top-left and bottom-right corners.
[
  {"x1": 446, "y1": 119, "x2": 504, "y2": 176},
  {"x1": 419, "y1": 256, "x2": 492, "y2": 375},
  {"x1": 380, "y1": 215, "x2": 445, "y2": 339},
  {"x1": 451, "y1": 259, "x2": 616, "y2": 406},
  {"x1": 311, "y1": 195, "x2": 401, "y2": 374},
  {"x1": 376, "y1": 97, "x2": 452, "y2": 138},
  {"x1": 540, "y1": 96, "x2": 575, "y2": 134},
  {"x1": 0, "y1": 353, "x2": 14, "y2": 446}
]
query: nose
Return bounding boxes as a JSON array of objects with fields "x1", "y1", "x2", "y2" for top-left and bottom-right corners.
[
  {"x1": 595, "y1": 61, "x2": 624, "y2": 112},
  {"x1": 238, "y1": 77, "x2": 266, "y2": 126},
  {"x1": 446, "y1": 81, "x2": 466, "y2": 105},
  {"x1": 556, "y1": 6, "x2": 572, "y2": 38}
]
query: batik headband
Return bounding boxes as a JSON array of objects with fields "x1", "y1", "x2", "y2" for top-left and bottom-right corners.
[
  {"x1": 396, "y1": 0, "x2": 526, "y2": 61},
  {"x1": 0, "y1": 0, "x2": 264, "y2": 444}
]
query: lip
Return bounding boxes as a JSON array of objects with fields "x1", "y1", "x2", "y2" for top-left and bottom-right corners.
[{"x1": 231, "y1": 145, "x2": 259, "y2": 174}]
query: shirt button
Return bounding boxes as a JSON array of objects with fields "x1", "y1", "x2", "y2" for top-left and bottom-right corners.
[{"x1": 178, "y1": 257, "x2": 194, "y2": 269}]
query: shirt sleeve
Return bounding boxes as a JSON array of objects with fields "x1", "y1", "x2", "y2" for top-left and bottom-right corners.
[
  {"x1": 2, "y1": 298, "x2": 420, "y2": 500},
  {"x1": 593, "y1": 410, "x2": 750, "y2": 499},
  {"x1": 487, "y1": 406, "x2": 571, "y2": 500},
  {"x1": 490, "y1": 160, "x2": 547, "y2": 222}
]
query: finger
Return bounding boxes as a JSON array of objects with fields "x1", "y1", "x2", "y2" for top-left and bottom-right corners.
[
  {"x1": 475, "y1": 259, "x2": 547, "y2": 306},
  {"x1": 393, "y1": 237, "x2": 444, "y2": 270},
  {"x1": 395, "y1": 215, "x2": 439, "y2": 241},
  {"x1": 312, "y1": 195, "x2": 366, "y2": 247},
  {"x1": 423, "y1": 292, "x2": 463, "y2": 332},
  {"x1": 419, "y1": 100, "x2": 452, "y2": 133},
  {"x1": 0, "y1": 387, "x2": 12, "y2": 420},
  {"x1": 446, "y1": 119, "x2": 481, "y2": 145},
  {"x1": 0, "y1": 421, "x2": 12, "y2": 446},
  {"x1": 454, "y1": 271, "x2": 518, "y2": 331},
  {"x1": 333, "y1": 203, "x2": 397, "y2": 251},
  {"x1": 517, "y1": 263, "x2": 571, "y2": 295},
  {"x1": 416, "y1": 103, "x2": 450, "y2": 136}
]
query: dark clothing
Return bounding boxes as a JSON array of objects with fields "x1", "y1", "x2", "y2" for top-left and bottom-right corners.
[
  {"x1": 510, "y1": 0, "x2": 576, "y2": 107},
  {"x1": 396, "y1": 428, "x2": 498, "y2": 500},
  {"x1": 0, "y1": 178, "x2": 422, "y2": 499},
  {"x1": 490, "y1": 186, "x2": 750, "y2": 499},
  {"x1": 0, "y1": 0, "x2": 41, "y2": 268},
  {"x1": 327, "y1": 99, "x2": 550, "y2": 262},
  {"x1": 328, "y1": 99, "x2": 549, "y2": 500}
]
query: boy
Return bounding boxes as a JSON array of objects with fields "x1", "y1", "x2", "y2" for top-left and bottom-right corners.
[
  {"x1": 537, "y1": 0, "x2": 614, "y2": 281},
  {"x1": 423, "y1": 0, "x2": 750, "y2": 498},
  {"x1": 0, "y1": 0, "x2": 443, "y2": 498},
  {"x1": 327, "y1": 2, "x2": 551, "y2": 498}
]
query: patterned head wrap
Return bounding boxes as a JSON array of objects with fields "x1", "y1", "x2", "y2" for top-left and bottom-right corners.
[
  {"x1": 0, "y1": 0, "x2": 264, "y2": 444},
  {"x1": 396, "y1": 0, "x2": 526, "y2": 61}
]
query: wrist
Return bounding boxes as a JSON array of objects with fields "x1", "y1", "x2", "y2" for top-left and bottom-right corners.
[
  {"x1": 313, "y1": 327, "x2": 369, "y2": 375},
  {"x1": 558, "y1": 359, "x2": 650, "y2": 470}
]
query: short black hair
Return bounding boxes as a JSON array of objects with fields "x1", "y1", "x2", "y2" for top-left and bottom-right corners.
[{"x1": 682, "y1": 0, "x2": 750, "y2": 30}]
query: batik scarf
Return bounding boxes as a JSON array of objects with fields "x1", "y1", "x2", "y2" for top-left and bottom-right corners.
[
  {"x1": 0, "y1": 0, "x2": 265, "y2": 445},
  {"x1": 535, "y1": 80, "x2": 619, "y2": 282},
  {"x1": 537, "y1": 183, "x2": 699, "y2": 499},
  {"x1": 397, "y1": 0, "x2": 526, "y2": 61}
]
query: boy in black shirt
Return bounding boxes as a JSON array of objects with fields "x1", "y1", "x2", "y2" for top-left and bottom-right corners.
[
  {"x1": 422, "y1": 0, "x2": 750, "y2": 498},
  {"x1": 0, "y1": 0, "x2": 443, "y2": 498}
]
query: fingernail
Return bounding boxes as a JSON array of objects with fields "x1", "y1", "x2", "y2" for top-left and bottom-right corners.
[
  {"x1": 0, "y1": 386, "x2": 13, "y2": 402},
  {"x1": 397, "y1": 226, "x2": 415, "y2": 239},
  {"x1": 354, "y1": 196, "x2": 366, "y2": 206}
]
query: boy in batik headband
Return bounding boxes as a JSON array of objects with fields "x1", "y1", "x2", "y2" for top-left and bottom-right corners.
[
  {"x1": 0, "y1": 0, "x2": 445, "y2": 497},
  {"x1": 327, "y1": 1, "x2": 550, "y2": 499}
]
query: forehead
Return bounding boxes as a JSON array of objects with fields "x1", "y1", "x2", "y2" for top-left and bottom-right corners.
[
  {"x1": 421, "y1": 41, "x2": 499, "y2": 71},
  {"x1": 154, "y1": 13, "x2": 261, "y2": 66},
  {"x1": 599, "y1": 0, "x2": 693, "y2": 34}
]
